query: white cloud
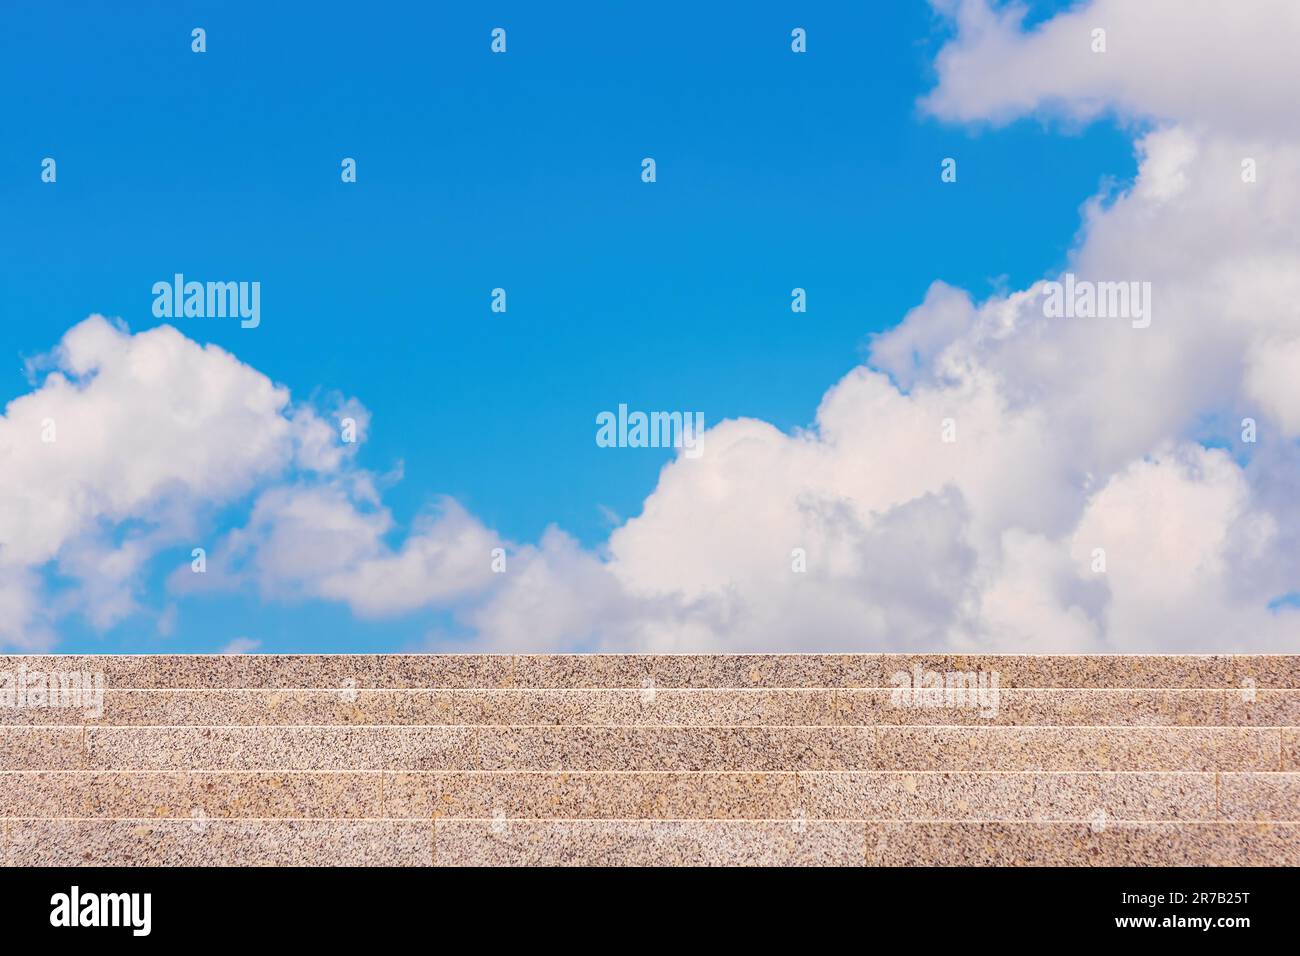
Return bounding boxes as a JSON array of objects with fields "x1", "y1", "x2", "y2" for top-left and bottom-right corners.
[
  {"x1": 450, "y1": 0, "x2": 1300, "y2": 652},
  {"x1": 922, "y1": 0, "x2": 1300, "y2": 137},
  {"x1": 869, "y1": 282, "x2": 977, "y2": 391},
  {"x1": 220, "y1": 636, "x2": 261, "y2": 655},
  {"x1": 0, "y1": 317, "x2": 293, "y2": 569},
  {"x1": 179, "y1": 484, "x2": 500, "y2": 618},
  {"x1": 0, "y1": 567, "x2": 54, "y2": 651},
  {"x1": 1245, "y1": 336, "x2": 1300, "y2": 437},
  {"x1": 0, "y1": 316, "x2": 366, "y2": 647},
  {"x1": 1068, "y1": 444, "x2": 1283, "y2": 649}
]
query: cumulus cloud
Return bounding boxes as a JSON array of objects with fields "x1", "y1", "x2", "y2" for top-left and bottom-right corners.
[
  {"x1": 454, "y1": 0, "x2": 1300, "y2": 652},
  {"x1": 1245, "y1": 336, "x2": 1300, "y2": 437},
  {"x1": 1, "y1": 317, "x2": 292, "y2": 569},
  {"x1": 0, "y1": 316, "x2": 369, "y2": 647},
  {"x1": 922, "y1": 0, "x2": 1300, "y2": 136},
  {"x1": 175, "y1": 485, "x2": 500, "y2": 618}
]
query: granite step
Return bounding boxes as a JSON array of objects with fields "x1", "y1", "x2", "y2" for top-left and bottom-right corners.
[
  {"x1": 0, "y1": 725, "x2": 1287, "y2": 772},
  {"x1": 2, "y1": 771, "x2": 1296, "y2": 822},
  {"x1": 2, "y1": 687, "x2": 1296, "y2": 727},
  {"x1": 3, "y1": 819, "x2": 1296, "y2": 867},
  {"x1": 3, "y1": 654, "x2": 1296, "y2": 689}
]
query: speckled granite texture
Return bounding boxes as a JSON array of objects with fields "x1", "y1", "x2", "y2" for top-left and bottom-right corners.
[{"x1": 0, "y1": 654, "x2": 1296, "y2": 866}]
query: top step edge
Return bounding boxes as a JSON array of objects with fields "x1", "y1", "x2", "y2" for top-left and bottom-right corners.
[
  {"x1": 0, "y1": 655, "x2": 1297, "y2": 689},
  {"x1": 5, "y1": 654, "x2": 1297, "y2": 659}
]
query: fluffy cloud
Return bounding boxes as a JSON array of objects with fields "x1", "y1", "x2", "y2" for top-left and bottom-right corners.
[
  {"x1": 0, "y1": 316, "x2": 370, "y2": 647},
  {"x1": 456, "y1": 0, "x2": 1300, "y2": 652},
  {"x1": 1, "y1": 317, "x2": 292, "y2": 569},
  {"x1": 922, "y1": 0, "x2": 1300, "y2": 136},
  {"x1": 1245, "y1": 335, "x2": 1300, "y2": 437},
  {"x1": 0, "y1": 567, "x2": 53, "y2": 651},
  {"x1": 176, "y1": 485, "x2": 501, "y2": 618},
  {"x1": 1068, "y1": 445, "x2": 1282, "y2": 649}
]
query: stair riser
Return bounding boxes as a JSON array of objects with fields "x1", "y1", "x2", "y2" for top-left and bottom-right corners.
[
  {"x1": 1, "y1": 726, "x2": 1286, "y2": 772},
  {"x1": 5, "y1": 820, "x2": 1296, "y2": 866},
  {"x1": 3, "y1": 688, "x2": 1295, "y2": 727},
  {"x1": 4, "y1": 655, "x2": 1296, "y2": 689},
  {"x1": 4, "y1": 771, "x2": 1295, "y2": 821}
]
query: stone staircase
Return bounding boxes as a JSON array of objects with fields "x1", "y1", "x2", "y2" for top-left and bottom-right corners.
[{"x1": 1, "y1": 654, "x2": 1296, "y2": 865}]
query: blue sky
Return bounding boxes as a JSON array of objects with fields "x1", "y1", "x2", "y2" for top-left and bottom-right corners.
[{"x1": 1, "y1": 2, "x2": 1185, "y2": 654}]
